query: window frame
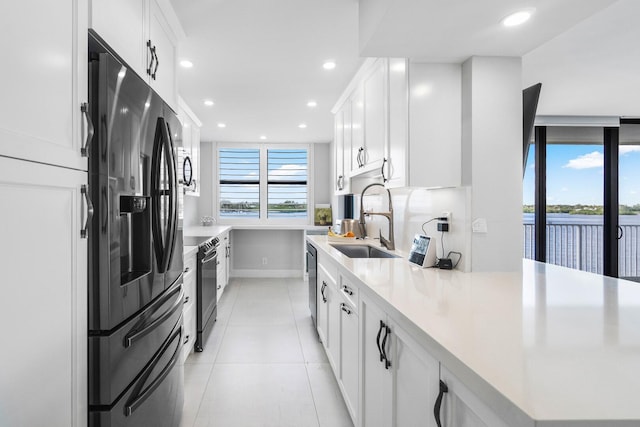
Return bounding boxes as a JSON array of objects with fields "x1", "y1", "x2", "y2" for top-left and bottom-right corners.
[{"x1": 214, "y1": 142, "x2": 314, "y2": 225}]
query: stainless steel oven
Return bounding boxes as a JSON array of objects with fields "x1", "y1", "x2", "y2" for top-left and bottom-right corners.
[{"x1": 195, "y1": 236, "x2": 219, "y2": 351}]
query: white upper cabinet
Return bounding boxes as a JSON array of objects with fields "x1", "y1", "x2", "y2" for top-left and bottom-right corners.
[
  {"x1": 386, "y1": 58, "x2": 409, "y2": 188},
  {"x1": 362, "y1": 59, "x2": 387, "y2": 170},
  {"x1": 405, "y1": 62, "x2": 461, "y2": 188},
  {"x1": 90, "y1": 0, "x2": 181, "y2": 110},
  {"x1": 178, "y1": 97, "x2": 202, "y2": 196},
  {"x1": 0, "y1": 0, "x2": 88, "y2": 170},
  {"x1": 90, "y1": 0, "x2": 147, "y2": 77},
  {"x1": 350, "y1": 86, "x2": 365, "y2": 173},
  {"x1": 148, "y1": 0, "x2": 177, "y2": 109}
]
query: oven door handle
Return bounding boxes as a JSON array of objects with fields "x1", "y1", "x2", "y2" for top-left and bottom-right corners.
[
  {"x1": 125, "y1": 317, "x2": 183, "y2": 416},
  {"x1": 124, "y1": 285, "x2": 184, "y2": 348},
  {"x1": 202, "y1": 251, "x2": 218, "y2": 264}
]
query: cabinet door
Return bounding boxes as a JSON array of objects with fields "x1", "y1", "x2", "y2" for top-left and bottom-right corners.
[
  {"x1": 0, "y1": 0, "x2": 88, "y2": 171},
  {"x1": 0, "y1": 156, "x2": 87, "y2": 427},
  {"x1": 408, "y1": 62, "x2": 461, "y2": 188},
  {"x1": 90, "y1": 0, "x2": 147, "y2": 78},
  {"x1": 326, "y1": 281, "x2": 341, "y2": 375},
  {"x1": 149, "y1": 0, "x2": 177, "y2": 110},
  {"x1": 360, "y1": 294, "x2": 392, "y2": 427},
  {"x1": 389, "y1": 321, "x2": 439, "y2": 427},
  {"x1": 351, "y1": 86, "x2": 365, "y2": 172},
  {"x1": 316, "y1": 264, "x2": 331, "y2": 346},
  {"x1": 191, "y1": 124, "x2": 201, "y2": 196},
  {"x1": 438, "y1": 367, "x2": 509, "y2": 427},
  {"x1": 335, "y1": 108, "x2": 345, "y2": 193},
  {"x1": 339, "y1": 298, "x2": 359, "y2": 422},
  {"x1": 386, "y1": 58, "x2": 408, "y2": 189},
  {"x1": 363, "y1": 59, "x2": 387, "y2": 168}
]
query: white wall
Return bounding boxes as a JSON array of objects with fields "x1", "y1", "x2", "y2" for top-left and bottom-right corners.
[
  {"x1": 462, "y1": 56, "x2": 523, "y2": 272},
  {"x1": 231, "y1": 229, "x2": 305, "y2": 277}
]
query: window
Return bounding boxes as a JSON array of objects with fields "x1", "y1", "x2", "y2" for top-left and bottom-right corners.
[
  {"x1": 217, "y1": 145, "x2": 310, "y2": 222},
  {"x1": 267, "y1": 149, "x2": 308, "y2": 218},
  {"x1": 219, "y1": 148, "x2": 260, "y2": 218}
]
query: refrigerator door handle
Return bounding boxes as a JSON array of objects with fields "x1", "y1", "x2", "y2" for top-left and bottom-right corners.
[
  {"x1": 124, "y1": 317, "x2": 183, "y2": 416},
  {"x1": 124, "y1": 285, "x2": 184, "y2": 348},
  {"x1": 162, "y1": 119, "x2": 177, "y2": 271},
  {"x1": 151, "y1": 117, "x2": 176, "y2": 273},
  {"x1": 151, "y1": 117, "x2": 165, "y2": 272}
]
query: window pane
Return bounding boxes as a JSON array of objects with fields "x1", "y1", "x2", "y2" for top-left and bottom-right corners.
[
  {"x1": 267, "y1": 149, "x2": 307, "y2": 218},
  {"x1": 619, "y1": 123, "x2": 640, "y2": 281},
  {"x1": 523, "y1": 143, "x2": 535, "y2": 259},
  {"x1": 219, "y1": 148, "x2": 260, "y2": 218},
  {"x1": 545, "y1": 127, "x2": 603, "y2": 273}
]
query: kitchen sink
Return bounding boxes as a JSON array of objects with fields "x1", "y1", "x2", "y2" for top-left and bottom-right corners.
[{"x1": 330, "y1": 244, "x2": 400, "y2": 259}]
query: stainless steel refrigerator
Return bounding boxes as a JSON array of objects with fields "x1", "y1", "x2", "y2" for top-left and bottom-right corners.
[{"x1": 87, "y1": 32, "x2": 184, "y2": 427}]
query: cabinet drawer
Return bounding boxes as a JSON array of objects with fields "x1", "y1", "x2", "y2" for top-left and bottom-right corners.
[
  {"x1": 184, "y1": 252, "x2": 197, "y2": 275},
  {"x1": 339, "y1": 275, "x2": 358, "y2": 309},
  {"x1": 181, "y1": 302, "x2": 196, "y2": 363},
  {"x1": 183, "y1": 268, "x2": 196, "y2": 307}
]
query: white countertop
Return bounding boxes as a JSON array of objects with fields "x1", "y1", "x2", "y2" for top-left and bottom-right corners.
[
  {"x1": 183, "y1": 225, "x2": 232, "y2": 237},
  {"x1": 183, "y1": 245, "x2": 198, "y2": 257},
  {"x1": 308, "y1": 235, "x2": 640, "y2": 424}
]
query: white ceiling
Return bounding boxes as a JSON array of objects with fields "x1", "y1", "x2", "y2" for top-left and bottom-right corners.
[
  {"x1": 358, "y1": 0, "x2": 618, "y2": 61},
  {"x1": 170, "y1": 0, "x2": 361, "y2": 143},
  {"x1": 170, "y1": 0, "x2": 637, "y2": 144}
]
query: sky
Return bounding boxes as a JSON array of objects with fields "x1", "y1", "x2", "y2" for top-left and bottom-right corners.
[{"x1": 523, "y1": 144, "x2": 640, "y2": 206}]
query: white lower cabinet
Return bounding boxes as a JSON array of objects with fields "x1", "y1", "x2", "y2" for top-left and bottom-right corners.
[
  {"x1": 338, "y1": 291, "x2": 359, "y2": 421},
  {"x1": 437, "y1": 367, "x2": 509, "y2": 427},
  {"x1": 0, "y1": 156, "x2": 87, "y2": 427},
  {"x1": 181, "y1": 249, "x2": 197, "y2": 361},
  {"x1": 360, "y1": 292, "x2": 440, "y2": 427},
  {"x1": 316, "y1": 254, "x2": 509, "y2": 427}
]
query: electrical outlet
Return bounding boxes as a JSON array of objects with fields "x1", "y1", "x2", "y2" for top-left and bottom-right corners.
[
  {"x1": 262, "y1": 257, "x2": 267, "y2": 265},
  {"x1": 441, "y1": 211, "x2": 451, "y2": 221}
]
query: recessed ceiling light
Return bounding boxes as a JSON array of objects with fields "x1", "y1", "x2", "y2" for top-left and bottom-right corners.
[
  {"x1": 217, "y1": 123, "x2": 226, "y2": 128},
  {"x1": 502, "y1": 9, "x2": 534, "y2": 27},
  {"x1": 260, "y1": 135, "x2": 267, "y2": 140},
  {"x1": 180, "y1": 60, "x2": 193, "y2": 68},
  {"x1": 323, "y1": 61, "x2": 336, "y2": 70},
  {"x1": 307, "y1": 100, "x2": 317, "y2": 108},
  {"x1": 298, "y1": 123, "x2": 307, "y2": 129},
  {"x1": 204, "y1": 100, "x2": 214, "y2": 107}
]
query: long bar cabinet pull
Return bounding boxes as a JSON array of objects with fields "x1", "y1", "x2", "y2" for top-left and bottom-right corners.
[
  {"x1": 434, "y1": 380, "x2": 449, "y2": 427},
  {"x1": 80, "y1": 185, "x2": 93, "y2": 239},
  {"x1": 376, "y1": 320, "x2": 385, "y2": 363},
  {"x1": 80, "y1": 103, "x2": 94, "y2": 157},
  {"x1": 381, "y1": 324, "x2": 391, "y2": 369}
]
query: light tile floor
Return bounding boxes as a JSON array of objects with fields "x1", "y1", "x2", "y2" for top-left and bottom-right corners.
[{"x1": 180, "y1": 277, "x2": 354, "y2": 427}]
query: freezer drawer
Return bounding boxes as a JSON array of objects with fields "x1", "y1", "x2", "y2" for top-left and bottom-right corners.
[
  {"x1": 89, "y1": 281, "x2": 184, "y2": 405},
  {"x1": 89, "y1": 315, "x2": 184, "y2": 427}
]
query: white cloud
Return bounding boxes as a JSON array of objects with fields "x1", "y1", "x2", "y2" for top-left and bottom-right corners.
[
  {"x1": 561, "y1": 187, "x2": 569, "y2": 192},
  {"x1": 270, "y1": 164, "x2": 306, "y2": 177},
  {"x1": 563, "y1": 151, "x2": 603, "y2": 169},
  {"x1": 620, "y1": 146, "x2": 640, "y2": 155}
]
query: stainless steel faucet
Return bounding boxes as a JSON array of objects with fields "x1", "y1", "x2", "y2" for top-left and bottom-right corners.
[{"x1": 359, "y1": 183, "x2": 395, "y2": 251}]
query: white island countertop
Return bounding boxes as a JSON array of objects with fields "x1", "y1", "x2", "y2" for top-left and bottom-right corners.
[{"x1": 307, "y1": 235, "x2": 640, "y2": 426}]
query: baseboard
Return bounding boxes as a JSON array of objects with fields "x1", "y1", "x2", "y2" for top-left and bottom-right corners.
[{"x1": 231, "y1": 269, "x2": 303, "y2": 278}]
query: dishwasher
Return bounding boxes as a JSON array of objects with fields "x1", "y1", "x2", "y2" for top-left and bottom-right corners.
[{"x1": 306, "y1": 242, "x2": 317, "y2": 327}]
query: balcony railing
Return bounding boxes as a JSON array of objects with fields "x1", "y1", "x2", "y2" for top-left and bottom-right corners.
[{"x1": 523, "y1": 223, "x2": 640, "y2": 278}]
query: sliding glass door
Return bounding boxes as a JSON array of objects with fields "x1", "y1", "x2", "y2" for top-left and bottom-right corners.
[{"x1": 618, "y1": 122, "x2": 640, "y2": 281}]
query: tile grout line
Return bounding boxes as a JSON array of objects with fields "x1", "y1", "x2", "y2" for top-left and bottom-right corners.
[{"x1": 287, "y1": 278, "x2": 323, "y2": 427}]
